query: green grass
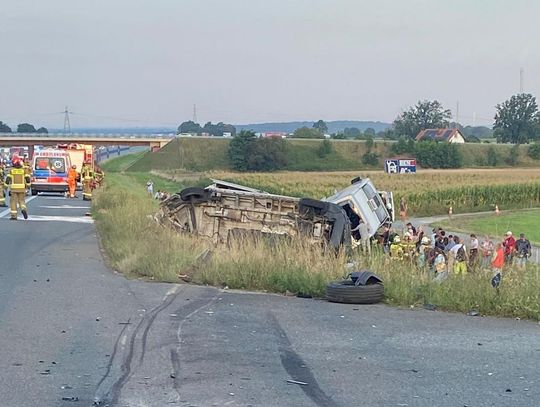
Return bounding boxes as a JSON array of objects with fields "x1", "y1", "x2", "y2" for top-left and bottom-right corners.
[
  {"x1": 126, "y1": 137, "x2": 540, "y2": 173},
  {"x1": 101, "y1": 151, "x2": 147, "y2": 172},
  {"x1": 91, "y1": 153, "x2": 540, "y2": 321},
  {"x1": 438, "y1": 209, "x2": 540, "y2": 245}
]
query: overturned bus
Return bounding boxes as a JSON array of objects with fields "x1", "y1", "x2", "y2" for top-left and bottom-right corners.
[{"x1": 156, "y1": 178, "x2": 394, "y2": 249}]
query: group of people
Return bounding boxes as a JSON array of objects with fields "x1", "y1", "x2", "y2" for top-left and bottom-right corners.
[
  {"x1": 146, "y1": 180, "x2": 170, "y2": 201},
  {"x1": 376, "y1": 222, "x2": 532, "y2": 282},
  {"x1": 67, "y1": 162, "x2": 105, "y2": 200},
  {"x1": 0, "y1": 156, "x2": 105, "y2": 220}
]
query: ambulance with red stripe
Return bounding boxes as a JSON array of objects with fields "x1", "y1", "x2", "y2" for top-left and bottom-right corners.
[{"x1": 30, "y1": 149, "x2": 72, "y2": 195}]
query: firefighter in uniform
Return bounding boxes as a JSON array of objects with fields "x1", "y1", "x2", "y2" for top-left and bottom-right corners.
[
  {"x1": 23, "y1": 157, "x2": 32, "y2": 195},
  {"x1": 0, "y1": 162, "x2": 7, "y2": 207},
  {"x1": 5, "y1": 156, "x2": 31, "y2": 220},
  {"x1": 94, "y1": 165, "x2": 105, "y2": 187},
  {"x1": 81, "y1": 161, "x2": 94, "y2": 201}
]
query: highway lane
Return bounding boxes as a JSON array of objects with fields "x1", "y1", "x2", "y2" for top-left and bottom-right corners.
[{"x1": 1, "y1": 194, "x2": 539, "y2": 406}]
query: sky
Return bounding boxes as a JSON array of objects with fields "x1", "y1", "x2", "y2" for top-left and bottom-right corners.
[{"x1": 0, "y1": 0, "x2": 539, "y2": 128}]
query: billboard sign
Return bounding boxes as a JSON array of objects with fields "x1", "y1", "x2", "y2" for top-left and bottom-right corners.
[{"x1": 385, "y1": 158, "x2": 416, "y2": 174}]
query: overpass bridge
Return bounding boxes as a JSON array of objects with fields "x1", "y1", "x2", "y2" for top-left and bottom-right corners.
[{"x1": 0, "y1": 133, "x2": 175, "y2": 156}]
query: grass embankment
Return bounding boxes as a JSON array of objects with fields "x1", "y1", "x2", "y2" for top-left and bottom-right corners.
[
  {"x1": 127, "y1": 137, "x2": 540, "y2": 173},
  {"x1": 94, "y1": 155, "x2": 540, "y2": 320},
  {"x1": 437, "y1": 209, "x2": 540, "y2": 246}
]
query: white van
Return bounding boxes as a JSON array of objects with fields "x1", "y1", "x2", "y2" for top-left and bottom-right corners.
[
  {"x1": 325, "y1": 178, "x2": 394, "y2": 239},
  {"x1": 31, "y1": 149, "x2": 72, "y2": 195}
]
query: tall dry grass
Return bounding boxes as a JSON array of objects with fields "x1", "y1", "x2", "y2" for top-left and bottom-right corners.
[{"x1": 93, "y1": 173, "x2": 540, "y2": 321}]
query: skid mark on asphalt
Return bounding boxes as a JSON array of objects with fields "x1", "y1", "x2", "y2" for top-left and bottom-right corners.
[
  {"x1": 268, "y1": 312, "x2": 341, "y2": 407},
  {"x1": 95, "y1": 286, "x2": 218, "y2": 406}
]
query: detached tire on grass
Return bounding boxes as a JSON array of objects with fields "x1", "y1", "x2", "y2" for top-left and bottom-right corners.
[
  {"x1": 180, "y1": 187, "x2": 210, "y2": 203},
  {"x1": 326, "y1": 280, "x2": 384, "y2": 304}
]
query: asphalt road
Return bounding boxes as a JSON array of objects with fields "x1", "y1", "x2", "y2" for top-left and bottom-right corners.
[{"x1": 1, "y1": 194, "x2": 539, "y2": 407}]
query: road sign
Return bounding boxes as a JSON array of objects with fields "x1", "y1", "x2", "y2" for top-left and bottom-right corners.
[{"x1": 385, "y1": 158, "x2": 416, "y2": 174}]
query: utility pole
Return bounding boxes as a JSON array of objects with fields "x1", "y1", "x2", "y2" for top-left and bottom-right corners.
[
  {"x1": 520, "y1": 67, "x2": 524, "y2": 93},
  {"x1": 63, "y1": 106, "x2": 71, "y2": 134},
  {"x1": 192, "y1": 104, "x2": 198, "y2": 124}
]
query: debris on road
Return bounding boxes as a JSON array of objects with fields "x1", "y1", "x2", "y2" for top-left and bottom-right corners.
[
  {"x1": 423, "y1": 303, "x2": 437, "y2": 311},
  {"x1": 286, "y1": 379, "x2": 308, "y2": 385},
  {"x1": 467, "y1": 310, "x2": 480, "y2": 316},
  {"x1": 61, "y1": 396, "x2": 79, "y2": 402}
]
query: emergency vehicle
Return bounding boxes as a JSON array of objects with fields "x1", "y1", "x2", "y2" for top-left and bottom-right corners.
[{"x1": 31, "y1": 149, "x2": 72, "y2": 195}]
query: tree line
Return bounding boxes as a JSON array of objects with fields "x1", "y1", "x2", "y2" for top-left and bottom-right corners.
[{"x1": 0, "y1": 121, "x2": 48, "y2": 133}]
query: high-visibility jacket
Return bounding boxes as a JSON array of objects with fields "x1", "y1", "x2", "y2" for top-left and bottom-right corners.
[
  {"x1": 67, "y1": 168, "x2": 78, "y2": 182},
  {"x1": 81, "y1": 165, "x2": 94, "y2": 180},
  {"x1": 5, "y1": 167, "x2": 31, "y2": 192}
]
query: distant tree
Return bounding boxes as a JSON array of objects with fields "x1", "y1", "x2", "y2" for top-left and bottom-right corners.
[
  {"x1": 313, "y1": 119, "x2": 328, "y2": 134},
  {"x1": 465, "y1": 135, "x2": 481, "y2": 143},
  {"x1": 228, "y1": 130, "x2": 257, "y2": 171},
  {"x1": 364, "y1": 135, "x2": 375, "y2": 150},
  {"x1": 364, "y1": 127, "x2": 376, "y2": 136},
  {"x1": 317, "y1": 139, "x2": 333, "y2": 158},
  {"x1": 462, "y1": 125, "x2": 493, "y2": 139},
  {"x1": 36, "y1": 127, "x2": 48, "y2": 134},
  {"x1": 343, "y1": 127, "x2": 361, "y2": 138},
  {"x1": 505, "y1": 144, "x2": 519, "y2": 166},
  {"x1": 203, "y1": 121, "x2": 237, "y2": 137},
  {"x1": 393, "y1": 100, "x2": 452, "y2": 139},
  {"x1": 379, "y1": 128, "x2": 397, "y2": 140},
  {"x1": 0, "y1": 121, "x2": 12, "y2": 133},
  {"x1": 330, "y1": 133, "x2": 347, "y2": 139},
  {"x1": 178, "y1": 120, "x2": 202, "y2": 134},
  {"x1": 494, "y1": 93, "x2": 540, "y2": 144},
  {"x1": 17, "y1": 123, "x2": 37, "y2": 133},
  {"x1": 390, "y1": 137, "x2": 415, "y2": 155},
  {"x1": 246, "y1": 138, "x2": 288, "y2": 171},
  {"x1": 527, "y1": 143, "x2": 540, "y2": 160},
  {"x1": 292, "y1": 127, "x2": 325, "y2": 139}
]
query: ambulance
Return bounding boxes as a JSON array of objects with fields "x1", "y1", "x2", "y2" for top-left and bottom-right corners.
[{"x1": 31, "y1": 149, "x2": 72, "y2": 195}]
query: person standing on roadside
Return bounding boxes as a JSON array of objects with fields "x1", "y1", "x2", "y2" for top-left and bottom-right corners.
[
  {"x1": 146, "y1": 179, "x2": 154, "y2": 197},
  {"x1": 503, "y1": 231, "x2": 516, "y2": 265},
  {"x1": 469, "y1": 234, "x2": 479, "y2": 270},
  {"x1": 81, "y1": 161, "x2": 94, "y2": 201},
  {"x1": 399, "y1": 196, "x2": 408, "y2": 222},
  {"x1": 515, "y1": 233, "x2": 531, "y2": 270},
  {"x1": 450, "y1": 236, "x2": 468, "y2": 276},
  {"x1": 491, "y1": 242, "x2": 505, "y2": 283},
  {"x1": 67, "y1": 164, "x2": 78, "y2": 199},
  {"x1": 4, "y1": 156, "x2": 31, "y2": 220},
  {"x1": 480, "y1": 236, "x2": 494, "y2": 270}
]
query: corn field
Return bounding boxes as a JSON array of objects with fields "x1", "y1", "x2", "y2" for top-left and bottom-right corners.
[{"x1": 201, "y1": 168, "x2": 540, "y2": 217}]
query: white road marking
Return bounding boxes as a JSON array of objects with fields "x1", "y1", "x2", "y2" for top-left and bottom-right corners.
[
  {"x1": 0, "y1": 196, "x2": 38, "y2": 218},
  {"x1": 39, "y1": 205, "x2": 89, "y2": 209},
  {"x1": 25, "y1": 215, "x2": 94, "y2": 224},
  {"x1": 120, "y1": 335, "x2": 127, "y2": 347}
]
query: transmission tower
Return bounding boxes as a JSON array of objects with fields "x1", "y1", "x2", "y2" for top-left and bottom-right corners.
[
  {"x1": 193, "y1": 104, "x2": 198, "y2": 123},
  {"x1": 63, "y1": 106, "x2": 71, "y2": 134}
]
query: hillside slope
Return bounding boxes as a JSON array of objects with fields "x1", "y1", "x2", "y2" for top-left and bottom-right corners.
[{"x1": 128, "y1": 137, "x2": 538, "y2": 172}]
